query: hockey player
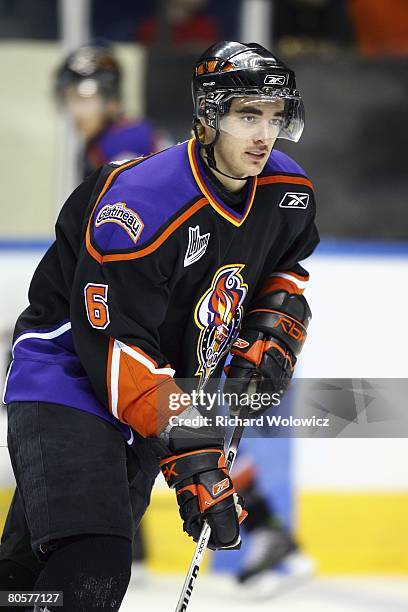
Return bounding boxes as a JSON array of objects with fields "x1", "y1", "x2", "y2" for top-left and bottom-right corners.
[
  {"x1": 0, "y1": 41, "x2": 318, "y2": 610},
  {"x1": 55, "y1": 42, "x2": 167, "y2": 178}
]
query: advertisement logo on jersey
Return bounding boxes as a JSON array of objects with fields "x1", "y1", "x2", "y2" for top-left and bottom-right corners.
[
  {"x1": 279, "y1": 192, "x2": 310, "y2": 209},
  {"x1": 264, "y1": 74, "x2": 287, "y2": 85},
  {"x1": 194, "y1": 265, "x2": 248, "y2": 389},
  {"x1": 184, "y1": 225, "x2": 210, "y2": 267},
  {"x1": 95, "y1": 202, "x2": 144, "y2": 243}
]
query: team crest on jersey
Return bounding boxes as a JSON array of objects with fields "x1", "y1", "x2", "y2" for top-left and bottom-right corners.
[
  {"x1": 194, "y1": 264, "x2": 248, "y2": 389},
  {"x1": 184, "y1": 225, "x2": 210, "y2": 267},
  {"x1": 95, "y1": 202, "x2": 144, "y2": 244}
]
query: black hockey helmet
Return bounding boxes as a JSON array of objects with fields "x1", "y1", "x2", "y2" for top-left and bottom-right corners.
[
  {"x1": 55, "y1": 41, "x2": 122, "y2": 101},
  {"x1": 192, "y1": 41, "x2": 304, "y2": 144}
]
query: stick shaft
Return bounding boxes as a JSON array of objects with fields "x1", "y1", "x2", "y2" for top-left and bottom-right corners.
[{"x1": 174, "y1": 407, "x2": 250, "y2": 612}]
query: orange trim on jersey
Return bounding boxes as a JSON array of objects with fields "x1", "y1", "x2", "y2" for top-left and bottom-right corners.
[
  {"x1": 259, "y1": 277, "x2": 303, "y2": 296},
  {"x1": 258, "y1": 174, "x2": 314, "y2": 190},
  {"x1": 188, "y1": 138, "x2": 257, "y2": 227}
]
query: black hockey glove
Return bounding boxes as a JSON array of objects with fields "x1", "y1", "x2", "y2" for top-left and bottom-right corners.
[
  {"x1": 159, "y1": 415, "x2": 247, "y2": 550},
  {"x1": 225, "y1": 290, "x2": 311, "y2": 415}
]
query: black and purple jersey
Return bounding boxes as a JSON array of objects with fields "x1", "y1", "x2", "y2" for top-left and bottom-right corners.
[
  {"x1": 4, "y1": 138, "x2": 319, "y2": 442},
  {"x1": 83, "y1": 117, "x2": 163, "y2": 178}
]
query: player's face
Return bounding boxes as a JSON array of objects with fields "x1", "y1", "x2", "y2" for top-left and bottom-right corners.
[
  {"x1": 59, "y1": 86, "x2": 117, "y2": 140},
  {"x1": 213, "y1": 98, "x2": 285, "y2": 179}
]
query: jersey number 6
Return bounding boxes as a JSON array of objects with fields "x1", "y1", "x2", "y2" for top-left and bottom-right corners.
[{"x1": 84, "y1": 283, "x2": 110, "y2": 329}]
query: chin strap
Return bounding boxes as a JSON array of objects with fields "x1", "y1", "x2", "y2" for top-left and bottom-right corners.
[{"x1": 193, "y1": 122, "x2": 250, "y2": 182}]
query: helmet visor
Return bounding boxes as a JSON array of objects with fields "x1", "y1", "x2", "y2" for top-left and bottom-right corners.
[{"x1": 218, "y1": 93, "x2": 304, "y2": 143}]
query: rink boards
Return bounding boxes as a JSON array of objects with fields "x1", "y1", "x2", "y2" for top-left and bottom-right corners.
[{"x1": 0, "y1": 242, "x2": 407, "y2": 575}]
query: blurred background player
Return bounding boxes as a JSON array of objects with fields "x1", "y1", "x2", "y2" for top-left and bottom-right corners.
[{"x1": 54, "y1": 41, "x2": 168, "y2": 179}]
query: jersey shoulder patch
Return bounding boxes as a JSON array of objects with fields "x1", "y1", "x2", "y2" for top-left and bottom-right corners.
[{"x1": 90, "y1": 142, "x2": 202, "y2": 254}]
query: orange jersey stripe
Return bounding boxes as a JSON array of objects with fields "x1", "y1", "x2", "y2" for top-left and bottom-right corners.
[{"x1": 258, "y1": 174, "x2": 314, "y2": 190}]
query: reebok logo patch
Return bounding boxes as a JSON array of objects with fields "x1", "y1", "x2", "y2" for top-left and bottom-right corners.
[{"x1": 279, "y1": 192, "x2": 310, "y2": 209}]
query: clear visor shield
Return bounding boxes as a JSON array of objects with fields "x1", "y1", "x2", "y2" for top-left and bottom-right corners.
[{"x1": 217, "y1": 93, "x2": 305, "y2": 143}]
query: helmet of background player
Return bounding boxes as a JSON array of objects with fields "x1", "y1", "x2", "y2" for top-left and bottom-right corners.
[
  {"x1": 191, "y1": 41, "x2": 304, "y2": 179},
  {"x1": 55, "y1": 42, "x2": 122, "y2": 140}
]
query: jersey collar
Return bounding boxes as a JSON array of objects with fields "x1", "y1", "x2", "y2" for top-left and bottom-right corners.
[{"x1": 188, "y1": 138, "x2": 257, "y2": 227}]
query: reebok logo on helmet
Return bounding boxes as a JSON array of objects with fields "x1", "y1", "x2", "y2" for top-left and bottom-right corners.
[{"x1": 264, "y1": 74, "x2": 287, "y2": 85}]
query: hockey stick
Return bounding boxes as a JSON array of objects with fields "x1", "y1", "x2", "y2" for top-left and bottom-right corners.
[{"x1": 174, "y1": 403, "x2": 251, "y2": 612}]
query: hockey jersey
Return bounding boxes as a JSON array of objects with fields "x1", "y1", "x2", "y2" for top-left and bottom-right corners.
[{"x1": 4, "y1": 138, "x2": 319, "y2": 442}]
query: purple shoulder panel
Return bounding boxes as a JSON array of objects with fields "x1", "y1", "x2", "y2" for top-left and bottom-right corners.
[
  {"x1": 264, "y1": 149, "x2": 307, "y2": 177},
  {"x1": 92, "y1": 141, "x2": 200, "y2": 252}
]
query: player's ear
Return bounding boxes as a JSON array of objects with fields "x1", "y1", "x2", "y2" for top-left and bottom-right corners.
[
  {"x1": 196, "y1": 118, "x2": 206, "y2": 139},
  {"x1": 196, "y1": 117, "x2": 217, "y2": 145}
]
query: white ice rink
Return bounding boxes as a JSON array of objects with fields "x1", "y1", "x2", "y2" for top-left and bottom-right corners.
[{"x1": 122, "y1": 574, "x2": 408, "y2": 612}]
